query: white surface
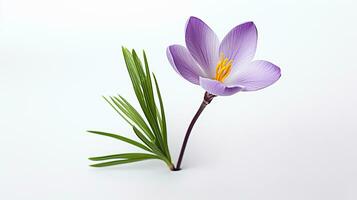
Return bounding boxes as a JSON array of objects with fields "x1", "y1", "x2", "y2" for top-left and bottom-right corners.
[{"x1": 1, "y1": 0, "x2": 356, "y2": 199}]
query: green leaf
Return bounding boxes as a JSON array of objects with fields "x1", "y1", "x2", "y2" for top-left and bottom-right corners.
[
  {"x1": 122, "y1": 48, "x2": 145, "y2": 109},
  {"x1": 111, "y1": 96, "x2": 154, "y2": 140},
  {"x1": 89, "y1": 153, "x2": 159, "y2": 161},
  {"x1": 131, "y1": 50, "x2": 146, "y2": 85},
  {"x1": 132, "y1": 126, "x2": 167, "y2": 160},
  {"x1": 143, "y1": 51, "x2": 155, "y2": 110},
  {"x1": 103, "y1": 96, "x2": 134, "y2": 127},
  {"x1": 89, "y1": 47, "x2": 173, "y2": 170},
  {"x1": 122, "y1": 48, "x2": 164, "y2": 154},
  {"x1": 153, "y1": 73, "x2": 170, "y2": 160},
  {"x1": 90, "y1": 157, "x2": 156, "y2": 167},
  {"x1": 87, "y1": 130, "x2": 151, "y2": 152},
  {"x1": 123, "y1": 48, "x2": 158, "y2": 137}
]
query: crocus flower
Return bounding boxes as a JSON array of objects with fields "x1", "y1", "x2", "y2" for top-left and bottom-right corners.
[
  {"x1": 167, "y1": 16, "x2": 281, "y2": 96},
  {"x1": 167, "y1": 17, "x2": 282, "y2": 170}
]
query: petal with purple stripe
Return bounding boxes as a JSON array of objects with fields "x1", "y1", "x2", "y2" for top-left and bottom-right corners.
[
  {"x1": 199, "y1": 77, "x2": 242, "y2": 96},
  {"x1": 167, "y1": 45, "x2": 206, "y2": 85},
  {"x1": 229, "y1": 60, "x2": 281, "y2": 91},
  {"x1": 219, "y1": 22, "x2": 257, "y2": 71},
  {"x1": 185, "y1": 16, "x2": 220, "y2": 77}
]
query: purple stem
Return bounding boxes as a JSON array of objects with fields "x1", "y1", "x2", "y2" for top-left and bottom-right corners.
[{"x1": 174, "y1": 92, "x2": 216, "y2": 171}]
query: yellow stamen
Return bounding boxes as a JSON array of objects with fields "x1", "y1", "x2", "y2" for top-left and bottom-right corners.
[{"x1": 215, "y1": 53, "x2": 233, "y2": 82}]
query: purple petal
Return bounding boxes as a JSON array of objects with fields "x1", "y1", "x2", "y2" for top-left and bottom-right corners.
[
  {"x1": 219, "y1": 22, "x2": 257, "y2": 71},
  {"x1": 199, "y1": 77, "x2": 242, "y2": 96},
  {"x1": 229, "y1": 60, "x2": 281, "y2": 91},
  {"x1": 167, "y1": 45, "x2": 207, "y2": 85},
  {"x1": 185, "y1": 16, "x2": 220, "y2": 77}
]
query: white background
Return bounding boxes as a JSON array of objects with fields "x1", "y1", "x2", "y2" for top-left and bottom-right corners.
[{"x1": 1, "y1": 0, "x2": 356, "y2": 199}]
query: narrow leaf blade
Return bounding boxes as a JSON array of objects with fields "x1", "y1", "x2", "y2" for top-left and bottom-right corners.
[
  {"x1": 89, "y1": 153, "x2": 159, "y2": 161},
  {"x1": 90, "y1": 157, "x2": 156, "y2": 167},
  {"x1": 87, "y1": 130, "x2": 151, "y2": 152}
]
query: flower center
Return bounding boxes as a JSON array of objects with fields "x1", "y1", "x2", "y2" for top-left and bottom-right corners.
[{"x1": 215, "y1": 53, "x2": 233, "y2": 82}]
